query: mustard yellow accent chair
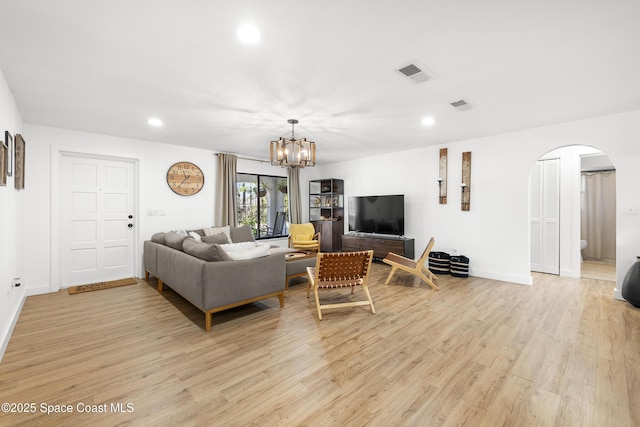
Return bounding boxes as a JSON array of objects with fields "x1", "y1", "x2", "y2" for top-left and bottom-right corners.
[
  {"x1": 306, "y1": 250, "x2": 375, "y2": 320},
  {"x1": 288, "y1": 223, "x2": 321, "y2": 252}
]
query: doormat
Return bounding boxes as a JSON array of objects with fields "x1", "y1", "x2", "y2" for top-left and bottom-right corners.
[{"x1": 68, "y1": 278, "x2": 138, "y2": 295}]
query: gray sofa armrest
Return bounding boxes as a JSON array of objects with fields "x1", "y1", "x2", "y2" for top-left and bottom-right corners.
[
  {"x1": 156, "y1": 245, "x2": 207, "y2": 310},
  {"x1": 202, "y1": 252, "x2": 286, "y2": 309},
  {"x1": 143, "y1": 241, "x2": 159, "y2": 277}
]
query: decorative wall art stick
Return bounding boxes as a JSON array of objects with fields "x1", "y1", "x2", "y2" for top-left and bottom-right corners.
[
  {"x1": 438, "y1": 148, "x2": 447, "y2": 204},
  {"x1": 461, "y1": 151, "x2": 471, "y2": 211},
  {"x1": 0, "y1": 137, "x2": 7, "y2": 186},
  {"x1": 14, "y1": 133, "x2": 25, "y2": 190},
  {"x1": 5, "y1": 130, "x2": 13, "y2": 177}
]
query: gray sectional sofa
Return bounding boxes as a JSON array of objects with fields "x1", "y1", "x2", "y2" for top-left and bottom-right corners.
[{"x1": 143, "y1": 225, "x2": 287, "y2": 331}]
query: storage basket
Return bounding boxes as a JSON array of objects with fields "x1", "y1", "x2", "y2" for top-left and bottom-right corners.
[
  {"x1": 429, "y1": 251, "x2": 450, "y2": 275},
  {"x1": 450, "y1": 255, "x2": 470, "y2": 278}
]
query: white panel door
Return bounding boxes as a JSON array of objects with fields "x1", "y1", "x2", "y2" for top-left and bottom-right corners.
[
  {"x1": 61, "y1": 155, "x2": 135, "y2": 286},
  {"x1": 530, "y1": 162, "x2": 542, "y2": 271},
  {"x1": 530, "y1": 158, "x2": 560, "y2": 274}
]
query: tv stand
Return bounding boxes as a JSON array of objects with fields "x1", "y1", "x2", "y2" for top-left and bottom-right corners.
[
  {"x1": 342, "y1": 233, "x2": 415, "y2": 259},
  {"x1": 349, "y1": 232, "x2": 406, "y2": 240}
]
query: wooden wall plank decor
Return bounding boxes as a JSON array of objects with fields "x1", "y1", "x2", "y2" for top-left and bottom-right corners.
[
  {"x1": 0, "y1": 139, "x2": 7, "y2": 186},
  {"x1": 14, "y1": 133, "x2": 25, "y2": 190},
  {"x1": 438, "y1": 148, "x2": 447, "y2": 204},
  {"x1": 461, "y1": 151, "x2": 471, "y2": 211}
]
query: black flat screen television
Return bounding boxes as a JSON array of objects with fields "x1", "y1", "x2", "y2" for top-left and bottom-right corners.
[{"x1": 348, "y1": 195, "x2": 404, "y2": 236}]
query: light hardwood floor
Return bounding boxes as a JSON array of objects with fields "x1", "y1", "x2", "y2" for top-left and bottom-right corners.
[
  {"x1": 1, "y1": 263, "x2": 639, "y2": 426},
  {"x1": 581, "y1": 260, "x2": 616, "y2": 282}
]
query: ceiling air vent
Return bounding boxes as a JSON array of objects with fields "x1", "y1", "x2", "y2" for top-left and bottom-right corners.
[
  {"x1": 450, "y1": 99, "x2": 472, "y2": 111},
  {"x1": 396, "y1": 63, "x2": 431, "y2": 84}
]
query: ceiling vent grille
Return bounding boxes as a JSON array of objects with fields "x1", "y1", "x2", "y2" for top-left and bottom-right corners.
[
  {"x1": 396, "y1": 63, "x2": 431, "y2": 84},
  {"x1": 450, "y1": 99, "x2": 472, "y2": 111}
]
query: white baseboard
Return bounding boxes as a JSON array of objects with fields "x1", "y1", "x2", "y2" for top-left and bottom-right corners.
[
  {"x1": 560, "y1": 268, "x2": 580, "y2": 278},
  {"x1": 27, "y1": 284, "x2": 52, "y2": 296},
  {"x1": 469, "y1": 268, "x2": 533, "y2": 285},
  {"x1": 0, "y1": 291, "x2": 27, "y2": 363}
]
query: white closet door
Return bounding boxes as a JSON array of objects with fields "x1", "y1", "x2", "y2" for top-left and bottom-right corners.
[
  {"x1": 531, "y1": 158, "x2": 560, "y2": 274},
  {"x1": 530, "y1": 162, "x2": 542, "y2": 271}
]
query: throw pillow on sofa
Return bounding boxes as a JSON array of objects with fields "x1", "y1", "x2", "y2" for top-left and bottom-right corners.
[
  {"x1": 188, "y1": 231, "x2": 202, "y2": 242},
  {"x1": 203, "y1": 225, "x2": 231, "y2": 243},
  {"x1": 230, "y1": 224, "x2": 255, "y2": 243},
  {"x1": 183, "y1": 237, "x2": 231, "y2": 262},
  {"x1": 151, "y1": 232, "x2": 167, "y2": 244},
  {"x1": 165, "y1": 232, "x2": 189, "y2": 251},
  {"x1": 202, "y1": 233, "x2": 229, "y2": 244}
]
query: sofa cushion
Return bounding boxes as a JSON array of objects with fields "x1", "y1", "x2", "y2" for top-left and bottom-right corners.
[
  {"x1": 220, "y1": 242, "x2": 270, "y2": 260},
  {"x1": 151, "y1": 232, "x2": 167, "y2": 244},
  {"x1": 203, "y1": 225, "x2": 231, "y2": 243},
  {"x1": 165, "y1": 232, "x2": 188, "y2": 251},
  {"x1": 183, "y1": 237, "x2": 231, "y2": 262},
  {"x1": 230, "y1": 224, "x2": 255, "y2": 243},
  {"x1": 202, "y1": 233, "x2": 229, "y2": 244}
]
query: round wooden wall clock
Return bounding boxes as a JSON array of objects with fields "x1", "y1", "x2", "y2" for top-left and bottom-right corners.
[{"x1": 166, "y1": 161, "x2": 204, "y2": 196}]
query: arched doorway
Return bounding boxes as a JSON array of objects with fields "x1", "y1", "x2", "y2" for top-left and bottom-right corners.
[{"x1": 529, "y1": 145, "x2": 616, "y2": 279}]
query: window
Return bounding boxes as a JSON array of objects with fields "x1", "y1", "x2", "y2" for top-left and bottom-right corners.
[{"x1": 237, "y1": 173, "x2": 288, "y2": 239}]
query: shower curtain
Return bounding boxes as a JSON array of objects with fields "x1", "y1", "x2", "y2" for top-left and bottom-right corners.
[{"x1": 580, "y1": 170, "x2": 616, "y2": 261}]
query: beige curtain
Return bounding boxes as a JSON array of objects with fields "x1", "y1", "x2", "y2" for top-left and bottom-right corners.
[
  {"x1": 215, "y1": 154, "x2": 238, "y2": 226},
  {"x1": 580, "y1": 171, "x2": 616, "y2": 261},
  {"x1": 287, "y1": 166, "x2": 302, "y2": 224}
]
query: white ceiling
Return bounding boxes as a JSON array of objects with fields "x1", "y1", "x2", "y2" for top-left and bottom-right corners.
[{"x1": 1, "y1": 0, "x2": 639, "y2": 164}]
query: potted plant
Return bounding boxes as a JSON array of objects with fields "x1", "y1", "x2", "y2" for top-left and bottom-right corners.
[
  {"x1": 277, "y1": 179, "x2": 288, "y2": 194},
  {"x1": 254, "y1": 182, "x2": 269, "y2": 198}
]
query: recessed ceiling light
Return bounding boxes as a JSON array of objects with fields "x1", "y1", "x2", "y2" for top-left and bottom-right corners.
[
  {"x1": 421, "y1": 117, "x2": 436, "y2": 126},
  {"x1": 236, "y1": 23, "x2": 261, "y2": 44},
  {"x1": 147, "y1": 118, "x2": 163, "y2": 127}
]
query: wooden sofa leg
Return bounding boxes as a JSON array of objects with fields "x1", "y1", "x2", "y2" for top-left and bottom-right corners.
[
  {"x1": 278, "y1": 292, "x2": 285, "y2": 308},
  {"x1": 145, "y1": 271, "x2": 150, "y2": 281},
  {"x1": 157, "y1": 279, "x2": 164, "y2": 292},
  {"x1": 205, "y1": 312, "x2": 212, "y2": 331}
]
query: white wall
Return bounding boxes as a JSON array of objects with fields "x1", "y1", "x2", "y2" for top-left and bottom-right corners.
[
  {"x1": 581, "y1": 152, "x2": 615, "y2": 171},
  {"x1": 22, "y1": 124, "x2": 217, "y2": 294},
  {"x1": 303, "y1": 109, "x2": 640, "y2": 299},
  {"x1": 0, "y1": 69, "x2": 25, "y2": 359}
]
